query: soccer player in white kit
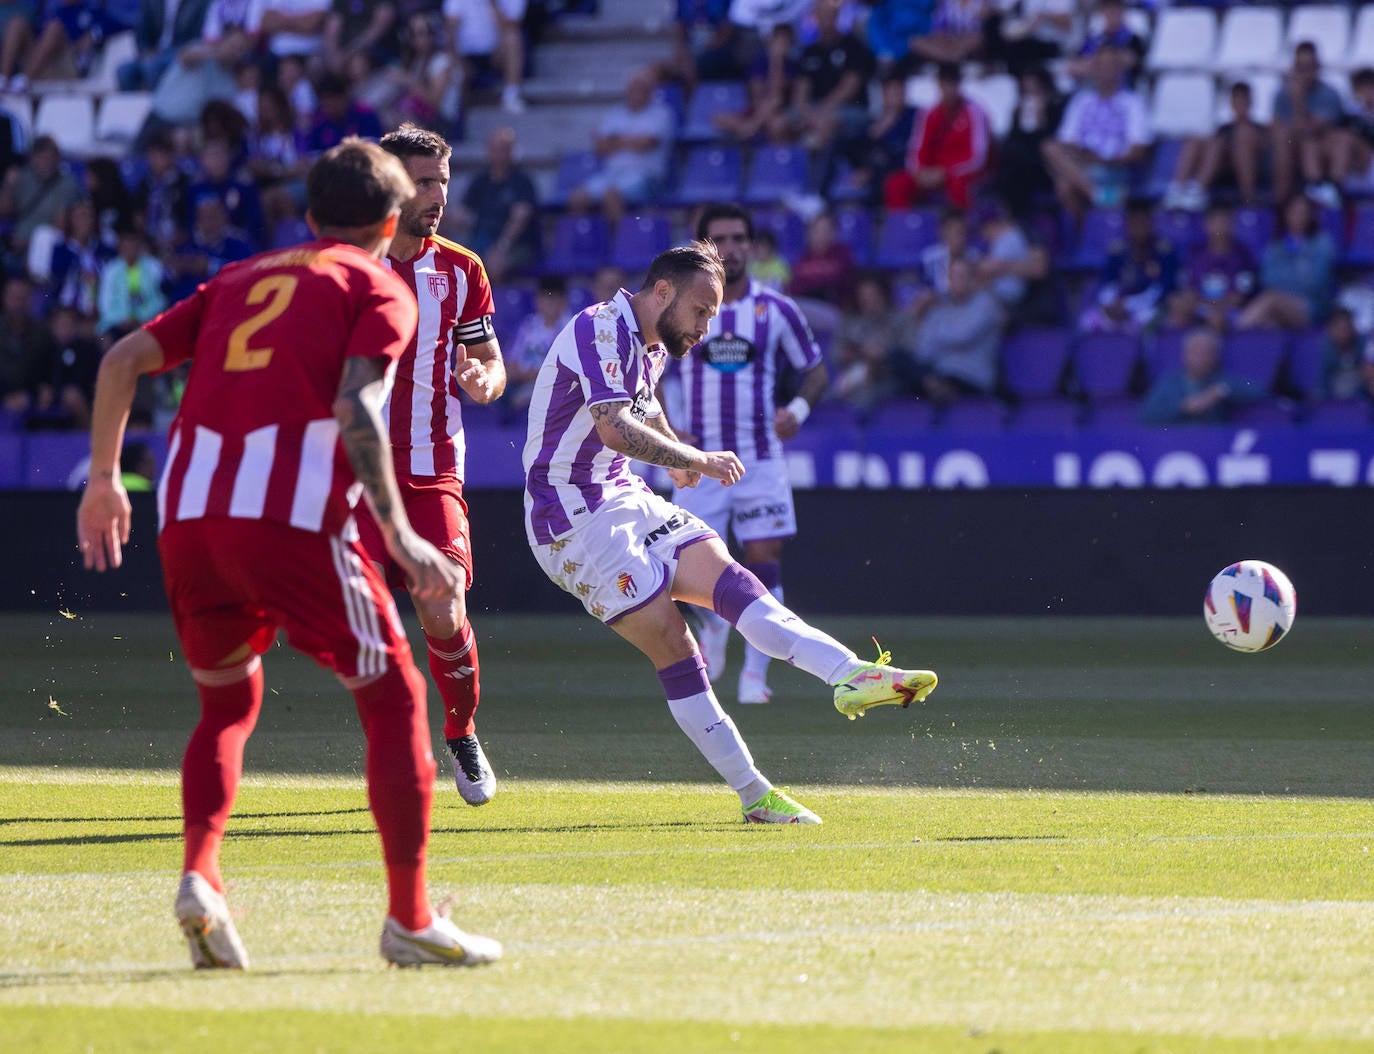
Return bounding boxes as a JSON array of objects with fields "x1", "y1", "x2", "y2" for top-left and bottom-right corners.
[
  {"x1": 672, "y1": 203, "x2": 829, "y2": 704},
  {"x1": 522, "y1": 241, "x2": 938, "y2": 824}
]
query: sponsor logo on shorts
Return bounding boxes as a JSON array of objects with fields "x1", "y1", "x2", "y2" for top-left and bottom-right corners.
[
  {"x1": 736, "y1": 503, "x2": 789, "y2": 524},
  {"x1": 644, "y1": 514, "x2": 686, "y2": 546},
  {"x1": 616, "y1": 572, "x2": 638, "y2": 598}
]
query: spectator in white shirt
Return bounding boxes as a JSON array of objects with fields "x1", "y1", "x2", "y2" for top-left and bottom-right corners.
[
  {"x1": 568, "y1": 68, "x2": 675, "y2": 226},
  {"x1": 1040, "y1": 44, "x2": 1149, "y2": 222}
]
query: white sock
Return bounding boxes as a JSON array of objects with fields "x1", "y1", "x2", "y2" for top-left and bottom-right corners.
[
  {"x1": 740, "y1": 585, "x2": 782, "y2": 681},
  {"x1": 666, "y1": 690, "x2": 769, "y2": 799},
  {"x1": 733, "y1": 593, "x2": 858, "y2": 685}
]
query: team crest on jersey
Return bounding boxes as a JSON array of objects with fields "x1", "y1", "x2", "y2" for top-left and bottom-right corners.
[
  {"x1": 616, "y1": 572, "x2": 637, "y2": 598},
  {"x1": 426, "y1": 272, "x2": 450, "y2": 301}
]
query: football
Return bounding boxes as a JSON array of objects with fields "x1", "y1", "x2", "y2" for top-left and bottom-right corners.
[{"x1": 1202, "y1": 560, "x2": 1297, "y2": 653}]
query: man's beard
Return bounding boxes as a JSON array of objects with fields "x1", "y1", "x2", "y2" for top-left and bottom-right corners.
[
  {"x1": 658, "y1": 315, "x2": 697, "y2": 359},
  {"x1": 403, "y1": 210, "x2": 440, "y2": 238}
]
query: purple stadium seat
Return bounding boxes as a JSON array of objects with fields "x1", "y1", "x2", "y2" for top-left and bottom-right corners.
[
  {"x1": 804, "y1": 400, "x2": 857, "y2": 429},
  {"x1": 891, "y1": 276, "x2": 922, "y2": 307},
  {"x1": 1065, "y1": 207, "x2": 1126, "y2": 272},
  {"x1": 873, "y1": 209, "x2": 939, "y2": 269},
  {"x1": 1230, "y1": 400, "x2": 1294, "y2": 427},
  {"x1": 611, "y1": 213, "x2": 673, "y2": 272},
  {"x1": 492, "y1": 284, "x2": 534, "y2": 331},
  {"x1": 1346, "y1": 204, "x2": 1374, "y2": 266},
  {"x1": 1087, "y1": 397, "x2": 1143, "y2": 428},
  {"x1": 540, "y1": 214, "x2": 608, "y2": 274},
  {"x1": 1155, "y1": 208, "x2": 1203, "y2": 254},
  {"x1": 834, "y1": 207, "x2": 875, "y2": 265},
  {"x1": 1319, "y1": 206, "x2": 1346, "y2": 254},
  {"x1": 1287, "y1": 328, "x2": 1326, "y2": 397},
  {"x1": 547, "y1": 150, "x2": 599, "y2": 207},
  {"x1": 680, "y1": 82, "x2": 748, "y2": 141},
  {"x1": 868, "y1": 397, "x2": 937, "y2": 432},
  {"x1": 1145, "y1": 327, "x2": 1187, "y2": 382},
  {"x1": 937, "y1": 398, "x2": 1007, "y2": 430},
  {"x1": 751, "y1": 208, "x2": 805, "y2": 261},
  {"x1": 1233, "y1": 206, "x2": 1275, "y2": 258},
  {"x1": 1074, "y1": 332, "x2": 1140, "y2": 398},
  {"x1": 1304, "y1": 399, "x2": 1373, "y2": 430},
  {"x1": 1001, "y1": 328, "x2": 1071, "y2": 398},
  {"x1": 743, "y1": 145, "x2": 809, "y2": 204},
  {"x1": 672, "y1": 145, "x2": 743, "y2": 205},
  {"x1": 1013, "y1": 398, "x2": 1082, "y2": 431},
  {"x1": 1143, "y1": 138, "x2": 1183, "y2": 200},
  {"x1": 1223, "y1": 328, "x2": 1287, "y2": 391}
]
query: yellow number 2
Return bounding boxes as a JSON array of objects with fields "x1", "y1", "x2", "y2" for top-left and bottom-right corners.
[{"x1": 224, "y1": 274, "x2": 298, "y2": 372}]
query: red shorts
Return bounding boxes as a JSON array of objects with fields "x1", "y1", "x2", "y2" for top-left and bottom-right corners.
[
  {"x1": 158, "y1": 518, "x2": 413, "y2": 682},
  {"x1": 354, "y1": 472, "x2": 473, "y2": 591}
]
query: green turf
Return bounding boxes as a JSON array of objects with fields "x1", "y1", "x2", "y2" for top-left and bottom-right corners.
[{"x1": 1, "y1": 612, "x2": 1372, "y2": 1051}]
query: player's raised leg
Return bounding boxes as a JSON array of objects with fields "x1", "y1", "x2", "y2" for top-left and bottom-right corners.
[
  {"x1": 607, "y1": 584, "x2": 820, "y2": 824},
  {"x1": 672, "y1": 540, "x2": 939, "y2": 719}
]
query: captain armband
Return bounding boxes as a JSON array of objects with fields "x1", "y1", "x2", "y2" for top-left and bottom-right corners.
[{"x1": 454, "y1": 314, "x2": 496, "y2": 344}]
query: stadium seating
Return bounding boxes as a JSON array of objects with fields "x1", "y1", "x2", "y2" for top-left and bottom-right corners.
[
  {"x1": 492, "y1": 284, "x2": 535, "y2": 331},
  {"x1": 1150, "y1": 73, "x2": 1217, "y2": 138},
  {"x1": 1349, "y1": 5, "x2": 1374, "y2": 69},
  {"x1": 1074, "y1": 333, "x2": 1140, "y2": 399},
  {"x1": 679, "y1": 82, "x2": 747, "y2": 141},
  {"x1": 1346, "y1": 205, "x2": 1374, "y2": 266},
  {"x1": 0, "y1": 94, "x2": 32, "y2": 149},
  {"x1": 539, "y1": 214, "x2": 609, "y2": 274},
  {"x1": 1013, "y1": 398, "x2": 1082, "y2": 431},
  {"x1": 610, "y1": 213, "x2": 673, "y2": 272},
  {"x1": 1213, "y1": 7, "x2": 1284, "y2": 73},
  {"x1": 833, "y1": 207, "x2": 874, "y2": 266},
  {"x1": 1000, "y1": 328, "x2": 1071, "y2": 399},
  {"x1": 1223, "y1": 329, "x2": 1287, "y2": 391},
  {"x1": 1147, "y1": 327, "x2": 1187, "y2": 382},
  {"x1": 1233, "y1": 207, "x2": 1276, "y2": 259},
  {"x1": 1146, "y1": 7, "x2": 1219, "y2": 72},
  {"x1": 1287, "y1": 329, "x2": 1327, "y2": 398},
  {"x1": 751, "y1": 207, "x2": 805, "y2": 261},
  {"x1": 743, "y1": 145, "x2": 809, "y2": 204},
  {"x1": 1231, "y1": 400, "x2": 1295, "y2": 427},
  {"x1": 1304, "y1": 399, "x2": 1373, "y2": 429},
  {"x1": 937, "y1": 398, "x2": 1009, "y2": 430},
  {"x1": 1064, "y1": 208, "x2": 1127, "y2": 273},
  {"x1": 1155, "y1": 208, "x2": 1204, "y2": 255},
  {"x1": 963, "y1": 73, "x2": 1016, "y2": 137},
  {"x1": 94, "y1": 92, "x2": 152, "y2": 147},
  {"x1": 1285, "y1": 6, "x2": 1351, "y2": 69},
  {"x1": 873, "y1": 209, "x2": 939, "y2": 269},
  {"x1": 546, "y1": 150, "x2": 599, "y2": 207},
  {"x1": 671, "y1": 145, "x2": 742, "y2": 205}
]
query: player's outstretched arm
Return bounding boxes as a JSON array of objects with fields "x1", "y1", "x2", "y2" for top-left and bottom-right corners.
[
  {"x1": 589, "y1": 400, "x2": 743, "y2": 485},
  {"x1": 77, "y1": 329, "x2": 165, "y2": 572},
  {"x1": 334, "y1": 356, "x2": 462, "y2": 602}
]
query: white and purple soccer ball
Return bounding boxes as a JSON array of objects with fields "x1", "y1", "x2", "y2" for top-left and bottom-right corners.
[{"x1": 1203, "y1": 560, "x2": 1297, "y2": 653}]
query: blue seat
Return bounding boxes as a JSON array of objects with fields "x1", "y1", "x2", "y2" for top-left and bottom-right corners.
[
  {"x1": 1230, "y1": 400, "x2": 1295, "y2": 427},
  {"x1": 671, "y1": 145, "x2": 743, "y2": 205},
  {"x1": 1305, "y1": 399, "x2": 1373, "y2": 429},
  {"x1": 1318, "y1": 206, "x2": 1346, "y2": 254},
  {"x1": 1223, "y1": 328, "x2": 1287, "y2": 391},
  {"x1": 547, "y1": 150, "x2": 599, "y2": 207},
  {"x1": 936, "y1": 398, "x2": 1008, "y2": 430},
  {"x1": 743, "y1": 145, "x2": 809, "y2": 204},
  {"x1": 868, "y1": 397, "x2": 936, "y2": 431},
  {"x1": 1088, "y1": 397, "x2": 1143, "y2": 428},
  {"x1": 492, "y1": 284, "x2": 534, "y2": 331},
  {"x1": 1074, "y1": 332, "x2": 1140, "y2": 398},
  {"x1": 1142, "y1": 138, "x2": 1183, "y2": 200},
  {"x1": 1155, "y1": 208, "x2": 1203, "y2": 255},
  {"x1": 1013, "y1": 398, "x2": 1082, "y2": 431},
  {"x1": 1287, "y1": 328, "x2": 1326, "y2": 397},
  {"x1": 680, "y1": 82, "x2": 748, "y2": 141},
  {"x1": 751, "y1": 208, "x2": 805, "y2": 261},
  {"x1": 538, "y1": 215, "x2": 609, "y2": 275},
  {"x1": 873, "y1": 209, "x2": 939, "y2": 269},
  {"x1": 611, "y1": 213, "x2": 673, "y2": 272},
  {"x1": 1065, "y1": 208, "x2": 1126, "y2": 272},
  {"x1": 834, "y1": 206, "x2": 875, "y2": 265},
  {"x1": 1233, "y1": 206, "x2": 1274, "y2": 259},
  {"x1": 1001, "y1": 328, "x2": 1070, "y2": 398},
  {"x1": 1346, "y1": 204, "x2": 1374, "y2": 266},
  {"x1": 1145, "y1": 327, "x2": 1187, "y2": 382}
]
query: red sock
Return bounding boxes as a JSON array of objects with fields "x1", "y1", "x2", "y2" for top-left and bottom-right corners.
[
  {"x1": 353, "y1": 660, "x2": 435, "y2": 931},
  {"x1": 182, "y1": 657, "x2": 264, "y2": 893},
  {"x1": 426, "y1": 621, "x2": 480, "y2": 740}
]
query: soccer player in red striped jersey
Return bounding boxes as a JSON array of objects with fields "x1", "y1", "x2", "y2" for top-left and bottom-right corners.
[
  {"x1": 75, "y1": 139, "x2": 501, "y2": 970},
  {"x1": 360, "y1": 123, "x2": 507, "y2": 806}
]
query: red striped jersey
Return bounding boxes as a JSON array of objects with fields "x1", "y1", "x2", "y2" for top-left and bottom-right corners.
[
  {"x1": 384, "y1": 235, "x2": 495, "y2": 478},
  {"x1": 147, "y1": 238, "x2": 418, "y2": 536}
]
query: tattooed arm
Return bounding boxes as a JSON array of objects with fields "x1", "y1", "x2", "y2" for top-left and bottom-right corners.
[
  {"x1": 590, "y1": 399, "x2": 744, "y2": 484},
  {"x1": 334, "y1": 356, "x2": 461, "y2": 601}
]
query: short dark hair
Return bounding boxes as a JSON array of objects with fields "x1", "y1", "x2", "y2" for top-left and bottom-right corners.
[
  {"x1": 1230, "y1": 80, "x2": 1253, "y2": 98},
  {"x1": 642, "y1": 239, "x2": 725, "y2": 292},
  {"x1": 307, "y1": 138, "x2": 415, "y2": 229},
  {"x1": 379, "y1": 122, "x2": 453, "y2": 163},
  {"x1": 695, "y1": 203, "x2": 753, "y2": 242}
]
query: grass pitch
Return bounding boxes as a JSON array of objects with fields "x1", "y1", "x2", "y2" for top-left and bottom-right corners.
[{"x1": 2, "y1": 611, "x2": 1371, "y2": 1053}]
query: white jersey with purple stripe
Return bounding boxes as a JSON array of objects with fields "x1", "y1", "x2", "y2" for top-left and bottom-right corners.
[
  {"x1": 523, "y1": 289, "x2": 672, "y2": 546},
  {"x1": 675, "y1": 280, "x2": 821, "y2": 463}
]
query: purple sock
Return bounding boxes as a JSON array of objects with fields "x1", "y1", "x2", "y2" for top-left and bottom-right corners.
[
  {"x1": 657, "y1": 654, "x2": 710, "y2": 700},
  {"x1": 744, "y1": 560, "x2": 782, "y2": 592},
  {"x1": 712, "y1": 563, "x2": 769, "y2": 626}
]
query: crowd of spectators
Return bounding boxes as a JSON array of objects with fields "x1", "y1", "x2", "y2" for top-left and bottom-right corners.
[{"x1": 4, "y1": 0, "x2": 1374, "y2": 438}]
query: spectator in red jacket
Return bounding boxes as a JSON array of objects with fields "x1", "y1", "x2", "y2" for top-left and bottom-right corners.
[{"x1": 883, "y1": 62, "x2": 991, "y2": 211}]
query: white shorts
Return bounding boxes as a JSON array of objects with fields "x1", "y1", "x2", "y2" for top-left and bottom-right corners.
[
  {"x1": 673, "y1": 457, "x2": 797, "y2": 545},
  {"x1": 531, "y1": 488, "x2": 717, "y2": 624}
]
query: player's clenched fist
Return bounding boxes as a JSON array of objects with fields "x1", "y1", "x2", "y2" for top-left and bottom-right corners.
[
  {"x1": 386, "y1": 529, "x2": 463, "y2": 602},
  {"x1": 698, "y1": 450, "x2": 744, "y2": 486}
]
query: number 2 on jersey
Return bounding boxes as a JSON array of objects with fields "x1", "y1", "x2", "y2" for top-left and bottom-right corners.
[{"x1": 225, "y1": 275, "x2": 299, "y2": 371}]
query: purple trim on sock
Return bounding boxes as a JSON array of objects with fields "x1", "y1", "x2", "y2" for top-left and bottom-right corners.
[
  {"x1": 657, "y1": 653, "x2": 710, "y2": 701},
  {"x1": 713, "y1": 563, "x2": 769, "y2": 626},
  {"x1": 744, "y1": 560, "x2": 782, "y2": 592}
]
